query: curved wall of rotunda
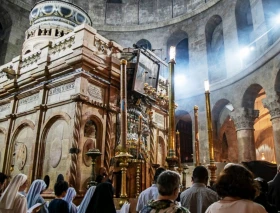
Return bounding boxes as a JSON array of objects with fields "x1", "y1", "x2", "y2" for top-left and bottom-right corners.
[{"x1": 1, "y1": 0, "x2": 280, "y2": 165}]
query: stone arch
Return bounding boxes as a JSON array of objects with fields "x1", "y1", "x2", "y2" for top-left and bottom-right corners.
[
  {"x1": 242, "y1": 84, "x2": 263, "y2": 108},
  {"x1": 167, "y1": 30, "x2": 188, "y2": 54},
  {"x1": 212, "y1": 98, "x2": 231, "y2": 136},
  {"x1": 235, "y1": 0, "x2": 254, "y2": 47},
  {"x1": 219, "y1": 116, "x2": 238, "y2": 163},
  {"x1": 9, "y1": 120, "x2": 35, "y2": 177},
  {"x1": 82, "y1": 114, "x2": 104, "y2": 172},
  {"x1": 205, "y1": 15, "x2": 226, "y2": 83},
  {"x1": 83, "y1": 114, "x2": 103, "y2": 150},
  {"x1": 37, "y1": 112, "x2": 71, "y2": 179},
  {"x1": 136, "y1": 39, "x2": 152, "y2": 50},
  {"x1": 255, "y1": 127, "x2": 275, "y2": 162},
  {"x1": 262, "y1": 0, "x2": 280, "y2": 45},
  {"x1": 175, "y1": 110, "x2": 193, "y2": 163},
  {"x1": 0, "y1": 6, "x2": 12, "y2": 64},
  {"x1": 212, "y1": 99, "x2": 237, "y2": 162},
  {"x1": 253, "y1": 88, "x2": 275, "y2": 162}
]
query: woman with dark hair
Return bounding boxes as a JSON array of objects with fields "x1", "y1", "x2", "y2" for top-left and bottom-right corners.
[
  {"x1": 205, "y1": 165, "x2": 266, "y2": 213},
  {"x1": 85, "y1": 182, "x2": 116, "y2": 213}
]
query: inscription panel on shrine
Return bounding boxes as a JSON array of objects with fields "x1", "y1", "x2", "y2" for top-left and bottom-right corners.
[
  {"x1": 154, "y1": 112, "x2": 164, "y2": 128},
  {"x1": 48, "y1": 82, "x2": 75, "y2": 104},
  {"x1": 87, "y1": 84, "x2": 104, "y2": 103},
  {"x1": 17, "y1": 93, "x2": 39, "y2": 113},
  {"x1": 0, "y1": 103, "x2": 11, "y2": 118}
]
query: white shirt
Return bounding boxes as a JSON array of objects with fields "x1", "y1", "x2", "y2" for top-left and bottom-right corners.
[{"x1": 136, "y1": 184, "x2": 158, "y2": 212}]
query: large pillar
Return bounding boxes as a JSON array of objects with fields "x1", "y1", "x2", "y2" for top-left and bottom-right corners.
[
  {"x1": 263, "y1": 97, "x2": 280, "y2": 164},
  {"x1": 232, "y1": 108, "x2": 259, "y2": 162}
]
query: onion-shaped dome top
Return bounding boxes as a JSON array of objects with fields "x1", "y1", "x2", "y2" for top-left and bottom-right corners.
[{"x1": 30, "y1": 0, "x2": 92, "y2": 27}]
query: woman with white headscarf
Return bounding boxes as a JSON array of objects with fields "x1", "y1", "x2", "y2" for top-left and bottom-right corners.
[
  {"x1": 0, "y1": 173, "x2": 28, "y2": 213},
  {"x1": 27, "y1": 180, "x2": 48, "y2": 213},
  {"x1": 77, "y1": 186, "x2": 96, "y2": 213},
  {"x1": 63, "y1": 187, "x2": 77, "y2": 213}
]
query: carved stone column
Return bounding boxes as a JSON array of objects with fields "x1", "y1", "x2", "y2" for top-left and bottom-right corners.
[
  {"x1": 263, "y1": 97, "x2": 280, "y2": 164},
  {"x1": 232, "y1": 108, "x2": 259, "y2": 162},
  {"x1": 104, "y1": 111, "x2": 112, "y2": 173},
  {"x1": 69, "y1": 101, "x2": 82, "y2": 189}
]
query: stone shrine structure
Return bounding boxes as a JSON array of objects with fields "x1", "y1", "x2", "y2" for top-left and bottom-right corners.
[{"x1": 0, "y1": 0, "x2": 170, "y2": 198}]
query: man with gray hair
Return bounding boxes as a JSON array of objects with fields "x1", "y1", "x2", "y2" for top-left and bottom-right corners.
[{"x1": 140, "y1": 171, "x2": 190, "y2": 213}]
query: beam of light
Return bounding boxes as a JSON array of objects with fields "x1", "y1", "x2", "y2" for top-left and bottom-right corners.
[{"x1": 174, "y1": 74, "x2": 187, "y2": 87}]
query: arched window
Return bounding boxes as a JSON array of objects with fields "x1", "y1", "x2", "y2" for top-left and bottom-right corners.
[
  {"x1": 235, "y1": 0, "x2": 254, "y2": 47},
  {"x1": 205, "y1": 15, "x2": 226, "y2": 83},
  {"x1": 136, "y1": 39, "x2": 152, "y2": 50},
  {"x1": 262, "y1": 0, "x2": 280, "y2": 45},
  {"x1": 167, "y1": 31, "x2": 189, "y2": 95}
]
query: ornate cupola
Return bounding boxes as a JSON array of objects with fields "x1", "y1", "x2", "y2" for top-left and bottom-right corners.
[{"x1": 22, "y1": 0, "x2": 92, "y2": 54}]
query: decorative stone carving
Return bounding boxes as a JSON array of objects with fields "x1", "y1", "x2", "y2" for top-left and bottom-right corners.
[
  {"x1": 154, "y1": 112, "x2": 164, "y2": 128},
  {"x1": 104, "y1": 112, "x2": 112, "y2": 172},
  {"x1": 50, "y1": 35, "x2": 75, "y2": 55},
  {"x1": 50, "y1": 138, "x2": 62, "y2": 168},
  {"x1": 69, "y1": 102, "x2": 82, "y2": 188},
  {"x1": 21, "y1": 51, "x2": 41, "y2": 68},
  {"x1": 49, "y1": 82, "x2": 75, "y2": 96},
  {"x1": 262, "y1": 97, "x2": 280, "y2": 119},
  {"x1": 231, "y1": 108, "x2": 259, "y2": 130},
  {"x1": 88, "y1": 84, "x2": 103, "y2": 103},
  {"x1": 83, "y1": 138, "x2": 94, "y2": 167},
  {"x1": 18, "y1": 93, "x2": 39, "y2": 106},
  {"x1": 16, "y1": 143, "x2": 27, "y2": 170},
  {"x1": 94, "y1": 37, "x2": 112, "y2": 56}
]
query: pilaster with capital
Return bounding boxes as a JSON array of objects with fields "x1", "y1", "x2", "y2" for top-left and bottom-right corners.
[
  {"x1": 231, "y1": 108, "x2": 259, "y2": 162},
  {"x1": 263, "y1": 97, "x2": 280, "y2": 164}
]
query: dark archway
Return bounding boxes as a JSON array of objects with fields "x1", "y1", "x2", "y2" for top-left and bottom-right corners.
[
  {"x1": 205, "y1": 15, "x2": 226, "y2": 83},
  {"x1": 175, "y1": 110, "x2": 193, "y2": 163},
  {"x1": 242, "y1": 84, "x2": 263, "y2": 108},
  {"x1": 136, "y1": 39, "x2": 152, "y2": 50}
]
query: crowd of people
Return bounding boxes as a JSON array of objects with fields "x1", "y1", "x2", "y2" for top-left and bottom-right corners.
[
  {"x1": 0, "y1": 164, "x2": 278, "y2": 213},
  {"x1": 136, "y1": 164, "x2": 280, "y2": 213}
]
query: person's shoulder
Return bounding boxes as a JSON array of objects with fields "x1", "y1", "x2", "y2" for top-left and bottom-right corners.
[
  {"x1": 205, "y1": 187, "x2": 218, "y2": 195},
  {"x1": 180, "y1": 187, "x2": 191, "y2": 196},
  {"x1": 250, "y1": 200, "x2": 267, "y2": 210},
  {"x1": 176, "y1": 206, "x2": 190, "y2": 213}
]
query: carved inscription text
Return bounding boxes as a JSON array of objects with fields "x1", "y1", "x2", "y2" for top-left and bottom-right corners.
[{"x1": 49, "y1": 82, "x2": 75, "y2": 96}]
